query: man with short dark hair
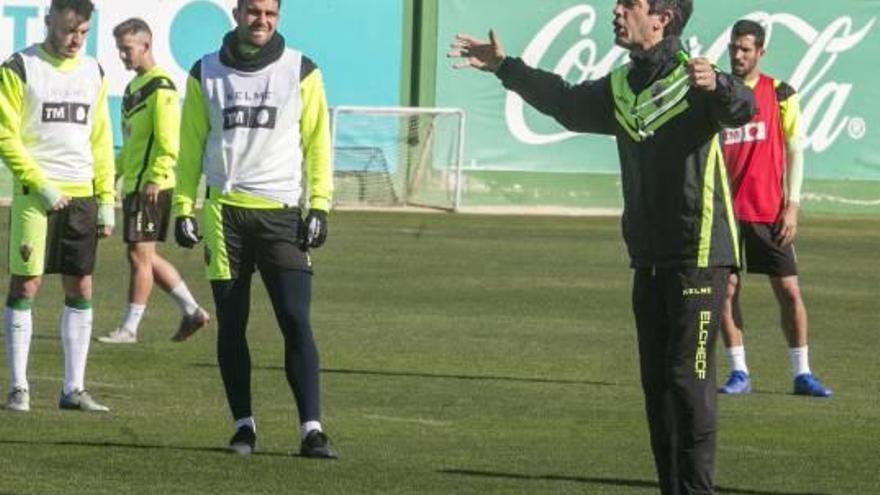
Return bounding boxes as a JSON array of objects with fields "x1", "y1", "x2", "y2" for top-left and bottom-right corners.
[
  {"x1": 718, "y1": 19, "x2": 831, "y2": 398},
  {"x1": 174, "y1": 0, "x2": 336, "y2": 458},
  {"x1": 97, "y1": 18, "x2": 209, "y2": 345},
  {"x1": 450, "y1": 0, "x2": 755, "y2": 492},
  {"x1": 0, "y1": 0, "x2": 114, "y2": 412}
]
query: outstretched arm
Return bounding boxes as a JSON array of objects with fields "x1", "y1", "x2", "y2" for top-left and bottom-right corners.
[{"x1": 448, "y1": 30, "x2": 616, "y2": 135}]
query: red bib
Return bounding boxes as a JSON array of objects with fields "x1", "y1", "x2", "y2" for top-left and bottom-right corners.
[{"x1": 721, "y1": 74, "x2": 786, "y2": 222}]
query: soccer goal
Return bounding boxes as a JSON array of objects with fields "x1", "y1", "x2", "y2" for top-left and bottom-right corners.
[{"x1": 330, "y1": 106, "x2": 466, "y2": 211}]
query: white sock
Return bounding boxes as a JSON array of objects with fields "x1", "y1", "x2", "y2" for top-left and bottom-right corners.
[
  {"x1": 726, "y1": 346, "x2": 749, "y2": 374},
  {"x1": 120, "y1": 303, "x2": 146, "y2": 334},
  {"x1": 301, "y1": 420, "x2": 322, "y2": 440},
  {"x1": 235, "y1": 416, "x2": 256, "y2": 433},
  {"x1": 4, "y1": 306, "x2": 33, "y2": 391},
  {"x1": 789, "y1": 346, "x2": 810, "y2": 377},
  {"x1": 169, "y1": 282, "x2": 199, "y2": 316},
  {"x1": 61, "y1": 305, "x2": 93, "y2": 395}
]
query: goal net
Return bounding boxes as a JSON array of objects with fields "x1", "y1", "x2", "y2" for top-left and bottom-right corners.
[{"x1": 330, "y1": 106, "x2": 465, "y2": 211}]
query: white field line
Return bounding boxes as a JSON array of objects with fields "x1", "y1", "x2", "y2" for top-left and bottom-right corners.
[
  {"x1": 363, "y1": 413, "x2": 452, "y2": 427},
  {"x1": 801, "y1": 193, "x2": 880, "y2": 206}
]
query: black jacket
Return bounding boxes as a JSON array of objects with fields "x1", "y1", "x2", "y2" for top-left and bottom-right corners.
[{"x1": 497, "y1": 36, "x2": 755, "y2": 268}]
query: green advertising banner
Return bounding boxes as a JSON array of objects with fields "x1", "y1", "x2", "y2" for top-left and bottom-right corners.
[{"x1": 435, "y1": 0, "x2": 880, "y2": 210}]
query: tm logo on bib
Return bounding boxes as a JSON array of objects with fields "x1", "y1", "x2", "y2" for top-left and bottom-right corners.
[
  {"x1": 723, "y1": 122, "x2": 767, "y2": 145},
  {"x1": 42, "y1": 102, "x2": 90, "y2": 124},
  {"x1": 222, "y1": 106, "x2": 278, "y2": 130}
]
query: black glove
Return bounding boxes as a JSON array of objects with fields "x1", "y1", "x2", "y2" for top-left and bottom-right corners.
[
  {"x1": 175, "y1": 216, "x2": 201, "y2": 248},
  {"x1": 299, "y1": 209, "x2": 328, "y2": 250}
]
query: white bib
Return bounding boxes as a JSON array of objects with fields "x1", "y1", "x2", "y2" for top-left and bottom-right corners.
[
  {"x1": 200, "y1": 48, "x2": 304, "y2": 205},
  {"x1": 19, "y1": 45, "x2": 102, "y2": 183}
]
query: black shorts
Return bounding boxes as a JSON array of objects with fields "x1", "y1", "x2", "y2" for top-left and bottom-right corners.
[
  {"x1": 739, "y1": 221, "x2": 798, "y2": 277},
  {"x1": 204, "y1": 202, "x2": 311, "y2": 280},
  {"x1": 123, "y1": 189, "x2": 172, "y2": 243},
  {"x1": 46, "y1": 197, "x2": 98, "y2": 276}
]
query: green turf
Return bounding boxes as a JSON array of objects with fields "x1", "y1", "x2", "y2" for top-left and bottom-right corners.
[
  {"x1": 458, "y1": 171, "x2": 880, "y2": 215},
  {"x1": 0, "y1": 210, "x2": 877, "y2": 494}
]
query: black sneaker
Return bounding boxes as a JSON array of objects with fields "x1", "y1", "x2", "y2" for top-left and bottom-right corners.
[
  {"x1": 228, "y1": 426, "x2": 256, "y2": 455},
  {"x1": 299, "y1": 430, "x2": 338, "y2": 459}
]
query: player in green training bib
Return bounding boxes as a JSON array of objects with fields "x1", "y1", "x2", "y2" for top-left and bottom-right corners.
[{"x1": 96, "y1": 18, "x2": 209, "y2": 345}]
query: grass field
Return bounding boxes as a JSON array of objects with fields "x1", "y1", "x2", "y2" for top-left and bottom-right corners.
[{"x1": 0, "y1": 209, "x2": 877, "y2": 495}]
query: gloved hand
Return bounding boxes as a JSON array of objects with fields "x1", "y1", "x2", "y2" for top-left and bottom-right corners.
[
  {"x1": 175, "y1": 216, "x2": 201, "y2": 248},
  {"x1": 299, "y1": 209, "x2": 328, "y2": 250}
]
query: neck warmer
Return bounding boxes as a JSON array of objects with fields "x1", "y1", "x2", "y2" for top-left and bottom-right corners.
[{"x1": 219, "y1": 30, "x2": 285, "y2": 72}]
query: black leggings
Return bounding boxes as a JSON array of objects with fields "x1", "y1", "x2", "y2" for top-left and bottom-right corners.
[{"x1": 212, "y1": 269, "x2": 321, "y2": 424}]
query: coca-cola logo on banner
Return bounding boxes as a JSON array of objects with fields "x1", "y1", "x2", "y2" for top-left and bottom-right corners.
[{"x1": 507, "y1": 5, "x2": 876, "y2": 153}]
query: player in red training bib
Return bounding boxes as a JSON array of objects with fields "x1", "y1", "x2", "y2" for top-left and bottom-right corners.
[{"x1": 719, "y1": 20, "x2": 831, "y2": 398}]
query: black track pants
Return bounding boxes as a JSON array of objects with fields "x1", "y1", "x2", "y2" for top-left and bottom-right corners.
[{"x1": 632, "y1": 266, "x2": 730, "y2": 495}]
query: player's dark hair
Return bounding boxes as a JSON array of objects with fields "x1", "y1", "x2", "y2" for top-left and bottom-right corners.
[
  {"x1": 113, "y1": 18, "x2": 152, "y2": 39},
  {"x1": 731, "y1": 19, "x2": 766, "y2": 48},
  {"x1": 50, "y1": 0, "x2": 95, "y2": 19},
  {"x1": 237, "y1": 0, "x2": 281, "y2": 9},
  {"x1": 648, "y1": 0, "x2": 692, "y2": 37}
]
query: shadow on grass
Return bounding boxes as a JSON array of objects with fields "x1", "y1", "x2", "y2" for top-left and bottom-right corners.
[
  {"x1": 439, "y1": 469, "x2": 830, "y2": 495},
  {"x1": 322, "y1": 367, "x2": 619, "y2": 387},
  {"x1": 191, "y1": 363, "x2": 618, "y2": 387},
  {"x1": 0, "y1": 438, "x2": 289, "y2": 458},
  {"x1": 190, "y1": 364, "x2": 798, "y2": 396}
]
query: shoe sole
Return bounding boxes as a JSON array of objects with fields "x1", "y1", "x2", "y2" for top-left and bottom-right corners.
[{"x1": 5, "y1": 405, "x2": 29, "y2": 412}]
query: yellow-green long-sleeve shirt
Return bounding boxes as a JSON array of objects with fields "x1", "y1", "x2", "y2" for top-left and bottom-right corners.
[
  {"x1": 174, "y1": 50, "x2": 332, "y2": 217},
  {"x1": 118, "y1": 65, "x2": 179, "y2": 194},
  {"x1": 0, "y1": 44, "x2": 114, "y2": 205}
]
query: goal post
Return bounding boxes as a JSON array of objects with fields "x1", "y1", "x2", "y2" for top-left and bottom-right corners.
[{"x1": 330, "y1": 106, "x2": 466, "y2": 211}]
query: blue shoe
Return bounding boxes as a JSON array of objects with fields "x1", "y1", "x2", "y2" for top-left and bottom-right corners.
[
  {"x1": 793, "y1": 373, "x2": 832, "y2": 397},
  {"x1": 719, "y1": 370, "x2": 752, "y2": 394}
]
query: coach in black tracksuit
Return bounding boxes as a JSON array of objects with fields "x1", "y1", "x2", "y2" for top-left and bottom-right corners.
[{"x1": 450, "y1": 1, "x2": 755, "y2": 494}]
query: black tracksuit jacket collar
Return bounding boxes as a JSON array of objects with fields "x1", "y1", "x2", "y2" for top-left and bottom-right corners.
[{"x1": 627, "y1": 36, "x2": 683, "y2": 93}]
